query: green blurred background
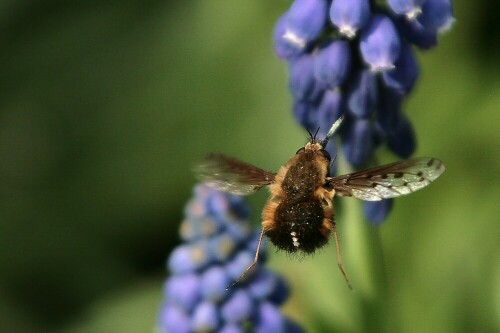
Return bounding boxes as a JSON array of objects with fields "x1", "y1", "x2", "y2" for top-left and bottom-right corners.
[{"x1": 0, "y1": 1, "x2": 498, "y2": 332}]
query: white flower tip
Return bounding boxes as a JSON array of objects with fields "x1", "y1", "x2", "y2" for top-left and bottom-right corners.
[
  {"x1": 438, "y1": 17, "x2": 456, "y2": 34},
  {"x1": 282, "y1": 30, "x2": 307, "y2": 49},
  {"x1": 339, "y1": 25, "x2": 357, "y2": 39},
  {"x1": 369, "y1": 63, "x2": 396, "y2": 73},
  {"x1": 405, "y1": 7, "x2": 422, "y2": 21}
]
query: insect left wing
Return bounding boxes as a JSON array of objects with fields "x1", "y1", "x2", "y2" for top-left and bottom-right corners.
[
  {"x1": 195, "y1": 153, "x2": 276, "y2": 195},
  {"x1": 327, "y1": 157, "x2": 445, "y2": 201}
]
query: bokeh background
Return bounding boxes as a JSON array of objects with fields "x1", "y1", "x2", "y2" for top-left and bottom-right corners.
[{"x1": 0, "y1": 1, "x2": 498, "y2": 332}]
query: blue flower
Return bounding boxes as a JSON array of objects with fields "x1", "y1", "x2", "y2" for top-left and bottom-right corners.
[
  {"x1": 360, "y1": 14, "x2": 401, "y2": 71},
  {"x1": 288, "y1": 54, "x2": 320, "y2": 102},
  {"x1": 293, "y1": 100, "x2": 318, "y2": 130},
  {"x1": 317, "y1": 89, "x2": 344, "y2": 132},
  {"x1": 364, "y1": 200, "x2": 394, "y2": 225},
  {"x1": 157, "y1": 185, "x2": 304, "y2": 333},
  {"x1": 376, "y1": 88, "x2": 404, "y2": 136},
  {"x1": 386, "y1": 114, "x2": 416, "y2": 159},
  {"x1": 329, "y1": 0, "x2": 370, "y2": 38},
  {"x1": 388, "y1": 0, "x2": 424, "y2": 20},
  {"x1": 314, "y1": 40, "x2": 352, "y2": 88},
  {"x1": 395, "y1": 17, "x2": 437, "y2": 50},
  {"x1": 283, "y1": 0, "x2": 328, "y2": 51},
  {"x1": 382, "y1": 42, "x2": 420, "y2": 94},
  {"x1": 418, "y1": 0, "x2": 455, "y2": 32},
  {"x1": 273, "y1": 13, "x2": 304, "y2": 60},
  {"x1": 158, "y1": 304, "x2": 191, "y2": 333},
  {"x1": 273, "y1": 0, "x2": 455, "y2": 223},
  {"x1": 347, "y1": 69, "x2": 378, "y2": 118},
  {"x1": 192, "y1": 302, "x2": 219, "y2": 331},
  {"x1": 342, "y1": 118, "x2": 377, "y2": 167}
]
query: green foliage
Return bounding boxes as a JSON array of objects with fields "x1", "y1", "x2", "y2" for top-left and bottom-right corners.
[{"x1": 0, "y1": 1, "x2": 498, "y2": 332}]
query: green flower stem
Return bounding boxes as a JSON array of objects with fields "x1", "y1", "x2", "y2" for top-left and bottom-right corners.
[{"x1": 340, "y1": 157, "x2": 388, "y2": 331}]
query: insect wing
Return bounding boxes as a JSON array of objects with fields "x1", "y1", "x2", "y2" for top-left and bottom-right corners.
[
  {"x1": 196, "y1": 153, "x2": 276, "y2": 195},
  {"x1": 328, "y1": 158, "x2": 445, "y2": 201}
]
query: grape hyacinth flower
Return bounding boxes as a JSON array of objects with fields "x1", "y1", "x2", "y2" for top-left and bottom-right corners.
[
  {"x1": 157, "y1": 185, "x2": 304, "y2": 333},
  {"x1": 330, "y1": 0, "x2": 370, "y2": 38},
  {"x1": 274, "y1": 0, "x2": 454, "y2": 223},
  {"x1": 388, "y1": 0, "x2": 424, "y2": 20}
]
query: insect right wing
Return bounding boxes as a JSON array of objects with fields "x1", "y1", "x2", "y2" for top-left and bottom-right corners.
[
  {"x1": 327, "y1": 157, "x2": 445, "y2": 201},
  {"x1": 195, "y1": 153, "x2": 276, "y2": 195}
]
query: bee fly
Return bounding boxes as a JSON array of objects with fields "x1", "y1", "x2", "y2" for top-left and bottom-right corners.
[{"x1": 196, "y1": 116, "x2": 445, "y2": 289}]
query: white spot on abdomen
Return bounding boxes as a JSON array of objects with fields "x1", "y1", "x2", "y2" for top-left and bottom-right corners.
[{"x1": 291, "y1": 231, "x2": 300, "y2": 247}]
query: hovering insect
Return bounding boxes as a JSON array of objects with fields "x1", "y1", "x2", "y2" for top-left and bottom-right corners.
[{"x1": 196, "y1": 116, "x2": 445, "y2": 289}]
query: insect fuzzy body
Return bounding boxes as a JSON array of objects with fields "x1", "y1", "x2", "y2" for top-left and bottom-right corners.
[
  {"x1": 263, "y1": 139, "x2": 334, "y2": 255},
  {"x1": 196, "y1": 116, "x2": 445, "y2": 289}
]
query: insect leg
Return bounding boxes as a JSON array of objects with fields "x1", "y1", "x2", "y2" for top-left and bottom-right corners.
[
  {"x1": 333, "y1": 222, "x2": 353, "y2": 290},
  {"x1": 331, "y1": 153, "x2": 337, "y2": 166},
  {"x1": 226, "y1": 227, "x2": 265, "y2": 290}
]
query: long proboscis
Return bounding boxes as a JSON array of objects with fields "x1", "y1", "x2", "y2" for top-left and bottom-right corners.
[{"x1": 321, "y1": 115, "x2": 344, "y2": 148}]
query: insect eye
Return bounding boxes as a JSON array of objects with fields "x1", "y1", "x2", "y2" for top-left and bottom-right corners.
[
  {"x1": 319, "y1": 149, "x2": 331, "y2": 161},
  {"x1": 296, "y1": 147, "x2": 305, "y2": 154}
]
